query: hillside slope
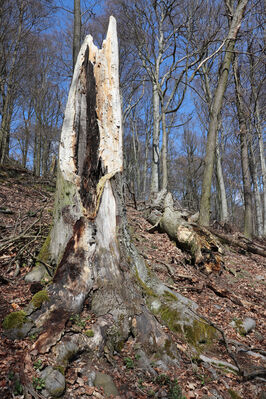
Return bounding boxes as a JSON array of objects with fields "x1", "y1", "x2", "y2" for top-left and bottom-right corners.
[{"x1": 0, "y1": 166, "x2": 265, "y2": 399}]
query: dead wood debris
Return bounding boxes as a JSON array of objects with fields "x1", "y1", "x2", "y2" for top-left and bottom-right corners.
[
  {"x1": 207, "y1": 227, "x2": 266, "y2": 258},
  {"x1": 0, "y1": 171, "x2": 265, "y2": 399}
]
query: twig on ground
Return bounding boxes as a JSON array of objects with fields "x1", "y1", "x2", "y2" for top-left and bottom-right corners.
[{"x1": 0, "y1": 209, "x2": 44, "y2": 249}]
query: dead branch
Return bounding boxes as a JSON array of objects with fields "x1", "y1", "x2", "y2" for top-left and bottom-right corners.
[
  {"x1": 207, "y1": 228, "x2": 266, "y2": 257},
  {"x1": 242, "y1": 368, "x2": 266, "y2": 381},
  {"x1": 0, "y1": 210, "x2": 44, "y2": 249},
  {"x1": 206, "y1": 280, "x2": 244, "y2": 306}
]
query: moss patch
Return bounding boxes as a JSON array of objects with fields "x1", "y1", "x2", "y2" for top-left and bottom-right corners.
[
  {"x1": 232, "y1": 319, "x2": 245, "y2": 336},
  {"x1": 37, "y1": 231, "x2": 51, "y2": 266},
  {"x1": 2, "y1": 311, "x2": 27, "y2": 330},
  {"x1": 228, "y1": 389, "x2": 242, "y2": 399},
  {"x1": 184, "y1": 319, "x2": 216, "y2": 351},
  {"x1": 163, "y1": 290, "x2": 178, "y2": 301},
  {"x1": 31, "y1": 290, "x2": 50, "y2": 309},
  {"x1": 135, "y1": 259, "x2": 216, "y2": 354},
  {"x1": 150, "y1": 297, "x2": 216, "y2": 352},
  {"x1": 85, "y1": 329, "x2": 94, "y2": 337},
  {"x1": 157, "y1": 304, "x2": 183, "y2": 334},
  {"x1": 135, "y1": 267, "x2": 157, "y2": 297},
  {"x1": 53, "y1": 366, "x2": 65, "y2": 375}
]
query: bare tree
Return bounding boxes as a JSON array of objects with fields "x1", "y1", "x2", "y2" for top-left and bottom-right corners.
[
  {"x1": 0, "y1": 0, "x2": 54, "y2": 164},
  {"x1": 73, "y1": 0, "x2": 81, "y2": 70},
  {"x1": 197, "y1": 62, "x2": 229, "y2": 223},
  {"x1": 199, "y1": 0, "x2": 249, "y2": 226},
  {"x1": 109, "y1": 0, "x2": 209, "y2": 195},
  {"x1": 57, "y1": 0, "x2": 98, "y2": 72},
  {"x1": 248, "y1": 38, "x2": 266, "y2": 236}
]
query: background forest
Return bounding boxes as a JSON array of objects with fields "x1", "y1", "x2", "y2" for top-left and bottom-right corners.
[{"x1": 0, "y1": 0, "x2": 265, "y2": 237}]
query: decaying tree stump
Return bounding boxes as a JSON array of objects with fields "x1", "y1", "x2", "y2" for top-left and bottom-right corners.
[
  {"x1": 4, "y1": 18, "x2": 221, "y2": 391},
  {"x1": 146, "y1": 191, "x2": 224, "y2": 273}
]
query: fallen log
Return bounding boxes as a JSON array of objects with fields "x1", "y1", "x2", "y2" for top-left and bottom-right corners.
[
  {"x1": 207, "y1": 228, "x2": 266, "y2": 258},
  {"x1": 146, "y1": 192, "x2": 224, "y2": 274}
]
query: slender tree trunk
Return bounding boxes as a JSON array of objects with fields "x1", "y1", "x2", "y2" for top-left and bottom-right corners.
[
  {"x1": 249, "y1": 51, "x2": 266, "y2": 236},
  {"x1": 199, "y1": 0, "x2": 248, "y2": 226},
  {"x1": 257, "y1": 117, "x2": 266, "y2": 237},
  {"x1": 73, "y1": 0, "x2": 81, "y2": 72},
  {"x1": 253, "y1": 102, "x2": 266, "y2": 236},
  {"x1": 22, "y1": 128, "x2": 31, "y2": 169},
  {"x1": 41, "y1": 137, "x2": 50, "y2": 177},
  {"x1": 0, "y1": 4, "x2": 24, "y2": 164},
  {"x1": 49, "y1": 155, "x2": 57, "y2": 176},
  {"x1": 201, "y1": 66, "x2": 228, "y2": 222},
  {"x1": 161, "y1": 110, "x2": 168, "y2": 191},
  {"x1": 143, "y1": 124, "x2": 150, "y2": 196},
  {"x1": 22, "y1": 117, "x2": 31, "y2": 168},
  {"x1": 233, "y1": 56, "x2": 253, "y2": 238},
  {"x1": 249, "y1": 137, "x2": 263, "y2": 237},
  {"x1": 33, "y1": 125, "x2": 41, "y2": 177},
  {"x1": 0, "y1": 105, "x2": 13, "y2": 163},
  {"x1": 33, "y1": 128, "x2": 37, "y2": 173},
  {"x1": 131, "y1": 120, "x2": 140, "y2": 198},
  {"x1": 150, "y1": 83, "x2": 160, "y2": 194},
  {"x1": 216, "y1": 133, "x2": 228, "y2": 223},
  {"x1": 37, "y1": 128, "x2": 42, "y2": 177}
]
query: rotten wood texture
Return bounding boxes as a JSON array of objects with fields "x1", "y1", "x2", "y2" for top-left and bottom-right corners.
[
  {"x1": 146, "y1": 191, "x2": 224, "y2": 273},
  {"x1": 25, "y1": 17, "x2": 177, "y2": 362}
]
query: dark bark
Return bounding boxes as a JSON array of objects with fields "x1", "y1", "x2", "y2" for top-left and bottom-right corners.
[{"x1": 73, "y1": 0, "x2": 81, "y2": 71}]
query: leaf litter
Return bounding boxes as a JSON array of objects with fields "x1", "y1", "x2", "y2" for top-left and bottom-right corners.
[{"x1": 0, "y1": 166, "x2": 265, "y2": 399}]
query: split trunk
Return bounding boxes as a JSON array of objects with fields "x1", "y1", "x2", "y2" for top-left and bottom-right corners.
[{"x1": 22, "y1": 18, "x2": 216, "y2": 367}]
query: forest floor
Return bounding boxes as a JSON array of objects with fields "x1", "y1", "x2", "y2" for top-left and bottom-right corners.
[{"x1": 0, "y1": 165, "x2": 265, "y2": 399}]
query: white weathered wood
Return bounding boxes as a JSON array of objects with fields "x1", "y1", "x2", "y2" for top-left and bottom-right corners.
[
  {"x1": 60, "y1": 16, "x2": 122, "y2": 182},
  {"x1": 48, "y1": 16, "x2": 123, "y2": 269}
]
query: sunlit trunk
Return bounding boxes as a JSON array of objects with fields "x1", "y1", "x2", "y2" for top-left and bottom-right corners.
[
  {"x1": 199, "y1": 0, "x2": 248, "y2": 226},
  {"x1": 233, "y1": 56, "x2": 253, "y2": 238}
]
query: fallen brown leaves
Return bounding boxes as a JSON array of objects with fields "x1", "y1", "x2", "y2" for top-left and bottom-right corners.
[
  {"x1": 127, "y1": 205, "x2": 266, "y2": 399},
  {"x1": 0, "y1": 169, "x2": 265, "y2": 399}
]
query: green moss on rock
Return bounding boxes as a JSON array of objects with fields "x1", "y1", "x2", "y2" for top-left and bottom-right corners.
[
  {"x1": 2, "y1": 311, "x2": 27, "y2": 330},
  {"x1": 232, "y1": 319, "x2": 245, "y2": 336},
  {"x1": 157, "y1": 304, "x2": 183, "y2": 334},
  {"x1": 150, "y1": 298, "x2": 216, "y2": 352},
  {"x1": 134, "y1": 256, "x2": 216, "y2": 354},
  {"x1": 53, "y1": 366, "x2": 65, "y2": 375},
  {"x1": 135, "y1": 268, "x2": 157, "y2": 297},
  {"x1": 184, "y1": 319, "x2": 216, "y2": 351},
  {"x1": 31, "y1": 290, "x2": 50, "y2": 309},
  {"x1": 85, "y1": 329, "x2": 94, "y2": 337}
]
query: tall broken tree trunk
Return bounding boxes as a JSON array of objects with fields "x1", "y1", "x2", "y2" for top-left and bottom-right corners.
[{"x1": 11, "y1": 19, "x2": 220, "y2": 390}]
